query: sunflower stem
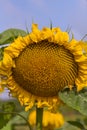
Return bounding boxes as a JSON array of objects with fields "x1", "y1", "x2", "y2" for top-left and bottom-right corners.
[{"x1": 36, "y1": 107, "x2": 43, "y2": 130}]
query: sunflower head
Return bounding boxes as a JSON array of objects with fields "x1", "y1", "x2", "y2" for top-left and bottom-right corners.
[
  {"x1": 28, "y1": 110, "x2": 64, "y2": 130},
  {"x1": 0, "y1": 24, "x2": 87, "y2": 110}
]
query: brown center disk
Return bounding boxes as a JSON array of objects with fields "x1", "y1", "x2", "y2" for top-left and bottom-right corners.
[{"x1": 12, "y1": 40, "x2": 78, "y2": 97}]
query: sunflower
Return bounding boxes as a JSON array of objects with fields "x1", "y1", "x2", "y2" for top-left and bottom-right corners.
[
  {"x1": 0, "y1": 24, "x2": 87, "y2": 111},
  {"x1": 29, "y1": 110, "x2": 64, "y2": 130}
]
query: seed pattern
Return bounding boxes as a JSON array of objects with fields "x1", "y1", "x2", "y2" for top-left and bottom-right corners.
[{"x1": 12, "y1": 40, "x2": 78, "y2": 97}]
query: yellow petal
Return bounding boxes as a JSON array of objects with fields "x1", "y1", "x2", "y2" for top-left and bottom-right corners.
[{"x1": 54, "y1": 32, "x2": 69, "y2": 44}]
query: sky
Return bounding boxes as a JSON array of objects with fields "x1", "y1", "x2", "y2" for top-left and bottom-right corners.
[
  {"x1": 0, "y1": 0, "x2": 87, "y2": 40},
  {"x1": 0, "y1": 0, "x2": 87, "y2": 99}
]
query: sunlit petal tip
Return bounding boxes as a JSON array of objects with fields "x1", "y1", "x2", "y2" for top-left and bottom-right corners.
[
  {"x1": 52, "y1": 27, "x2": 61, "y2": 33},
  {"x1": 32, "y1": 23, "x2": 38, "y2": 31}
]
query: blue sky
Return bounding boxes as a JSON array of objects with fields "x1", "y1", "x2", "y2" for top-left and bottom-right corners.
[
  {"x1": 0, "y1": 0, "x2": 87, "y2": 99},
  {"x1": 0, "y1": 0, "x2": 87, "y2": 40}
]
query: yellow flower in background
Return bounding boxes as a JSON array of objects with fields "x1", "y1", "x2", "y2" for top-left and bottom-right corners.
[
  {"x1": 29, "y1": 110, "x2": 64, "y2": 130},
  {"x1": 0, "y1": 24, "x2": 87, "y2": 111}
]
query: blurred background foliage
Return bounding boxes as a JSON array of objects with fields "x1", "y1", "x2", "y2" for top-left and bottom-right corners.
[{"x1": 0, "y1": 99, "x2": 87, "y2": 130}]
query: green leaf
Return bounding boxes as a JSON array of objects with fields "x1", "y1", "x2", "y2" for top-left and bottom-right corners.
[
  {"x1": 67, "y1": 121, "x2": 86, "y2": 130},
  {"x1": 2, "y1": 102, "x2": 16, "y2": 120},
  {"x1": 55, "y1": 122, "x2": 83, "y2": 130},
  {"x1": 0, "y1": 102, "x2": 16, "y2": 129},
  {"x1": 0, "y1": 114, "x2": 5, "y2": 129},
  {"x1": 0, "y1": 111, "x2": 30, "y2": 130},
  {"x1": 59, "y1": 88, "x2": 87, "y2": 116},
  {"x1": 0, "y1": 28, "x2": 27, "y2": 45},
  {"x1": 84, "y1": 117, "x2": 87, "y2": 126}
]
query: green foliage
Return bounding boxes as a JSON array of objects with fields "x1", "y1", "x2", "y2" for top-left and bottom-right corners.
[
  {"x1": 59, "y1": 88, "x2": 87, "y2": 116},
  {"x1": 56, "y1": 121, "x2": 86, "y2": 130},
  {"x1": 0, "y1": 111, "x2": 29, "y2": 130},
  {"x1": 67, "y1": 121, "x2": 86, "y2": 130},
  {"x1": 0, "y1": 28, "x2": 27, "y2": 60},
  {"x1": 0, "y1": 102, "x2": 16, "y2": 129},
  {"x1": 84, "y1": 117, "x2": 87, "y2": 126},
  {"x1": 0, "y1": 28, "x2": 27, "y2": 45}
]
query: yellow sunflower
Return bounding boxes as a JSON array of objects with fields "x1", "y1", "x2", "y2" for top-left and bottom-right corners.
[
  {"x1": 29, "y1": 110, "x2": 64, "y2": 130},
  {"x1": 0, "y1": 24, "x2": 87, "y2": 111}
]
